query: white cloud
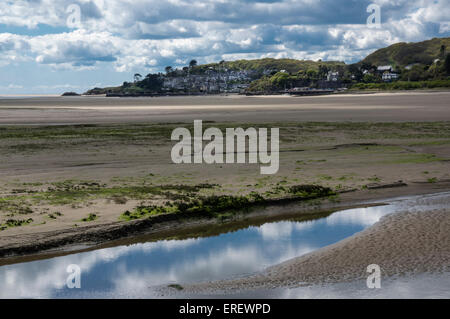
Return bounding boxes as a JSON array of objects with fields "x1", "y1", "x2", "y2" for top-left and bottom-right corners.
[{"x1": 0, "y1": 0, "x2": 448, "y2": 86}]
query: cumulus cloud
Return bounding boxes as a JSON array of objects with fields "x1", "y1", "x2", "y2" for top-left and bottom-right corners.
[{"x1": 0, "y1": 0, "x2": 448, "y2": 74}]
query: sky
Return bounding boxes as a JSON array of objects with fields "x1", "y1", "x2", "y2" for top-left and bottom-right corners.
[{"x1": 0, "y1": 0, "x2": 449, "y2": 94}]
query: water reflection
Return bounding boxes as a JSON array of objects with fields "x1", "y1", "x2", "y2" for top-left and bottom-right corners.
[{"x1": 0, "y1": 192, "x2": 448, "y2": 298}]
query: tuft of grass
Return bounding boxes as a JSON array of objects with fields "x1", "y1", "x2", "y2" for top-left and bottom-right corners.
[
  {"x1": 288, "y1": 185, "x2": 334, "y2": 198},
  {"x1": 81, "y1": 213, "x2": 98, "y2": 222},
  {"x1": 0, "y1": 218, "x2": 34, "y2": 231},
  {"x1": 168, "y1": 284, "x2": 184, "y2": 291}
]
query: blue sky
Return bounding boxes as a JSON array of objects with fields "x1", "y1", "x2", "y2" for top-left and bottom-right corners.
[{"x1": 0, "y1": 0, "x2": 449, "y2": 94}]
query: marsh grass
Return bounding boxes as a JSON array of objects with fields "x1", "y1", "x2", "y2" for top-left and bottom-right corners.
[
  {"x1": 168, "y1": 284, "x2": 184, "y2": 291},
  {"x1": 120, "y1": 185, "x2": 335, "y2": 221},
  {"x1": 0, "y1": 218, "x2": 33, "y2": 231},
  {"x1": 81, "y1": 213, "x2": 98, "y2": 222},
  {"x1": 29, "y1": 181, "x2": 218, "y2": 205},
  {"x1": 0, "y1": 198, "x2": 33, "y2": 216}
]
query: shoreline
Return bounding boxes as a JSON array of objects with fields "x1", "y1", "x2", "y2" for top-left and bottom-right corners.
[
  {"x1": 2, "y1": 89, "x2": 450, "y2": 100},
  {"x1": 1, "y1": 181, "x2": 449, "y2": 266},
  {"x1": 75, "y1": 88, "x2": 450, "y2": 98}
]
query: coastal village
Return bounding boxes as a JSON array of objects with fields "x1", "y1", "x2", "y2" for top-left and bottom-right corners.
[
  {"x1": 83, "y1": 39, "x2": 449, "y2": 97},
  {"x1": 110, "y1": 62, "x2": 403, "y2": 96},
  {"x1": 147, "y1": 62, "x2": 403, "y2": 95},
  {"x1": 161, "y1": 68, "x2": 255, "y2": 94}
]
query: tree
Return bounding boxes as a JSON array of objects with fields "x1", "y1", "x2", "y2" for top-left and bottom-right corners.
[
  {"x1": 318, "y1": 65, "x2": 329, "y2": 78},
  {"x1": 270, "y1": 72, "x2": 290, "y2": 89},
  {"x1": 136, "y1": 74, "x2": 163, "y2": 92},
  {"x1": 348, "y1": 64, "x2": 363, "y2": 82},
  {"x1": 363, "y1": 73, "x2": 377, "y2": 83},
  {"x1": 440, "y1": 45, "x2": 446, "y2": 59},
  {"x1": 445, "y1": 54, "x2": 450, "y2": 75},
  {"x1": 360, "y1": 62, "x2": 376, "y2": 73},
  {"x1": 165, "y1": 66, "x2": 173, "y2": 75},
  {"x1": 134, "y1": 73, "x2": 142, "y2": 82},
  {"x1": 306, "y1": 69, "x2": 318, "y2": 80},
  {"x1": 189, "y1": 59, "x2": 197, "y2": 68}
]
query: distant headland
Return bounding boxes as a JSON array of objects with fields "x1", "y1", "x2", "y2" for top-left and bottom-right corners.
[{"x1": 77, "y1": 37, "x2": 450, "y2": 97}]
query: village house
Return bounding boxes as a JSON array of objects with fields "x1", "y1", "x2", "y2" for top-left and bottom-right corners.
[
  {"x1": 327, "y1": 71, "x2": 339, "y2": 82},
  {"x1": 377, "y1": 65, "x2": 394, "y2": 72},
  {"x1": 162, "y1": 69, "x2": 253, "y2": 93},
  {"x1": 377, "y1": 65, "x2": 399, "y2": 82},
  {"x1": 382, "y1": 72, "x2": 399, "y2": 82}
]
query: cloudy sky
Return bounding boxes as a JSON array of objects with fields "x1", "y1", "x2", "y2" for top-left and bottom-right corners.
[{"x1": 0, "y1": 0, "x2": 449, "y2": 94}]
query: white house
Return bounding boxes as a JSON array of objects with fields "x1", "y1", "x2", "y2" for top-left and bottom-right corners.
[
  {"x1": 377, "y1": 65, "x2": 394, "y2": 72},
  {"x1": 327, "y1": 71, "x2": 339, "y2": 82},
  {"x1": 382, "y1": 72, "x2": 399, "y2": 82}
]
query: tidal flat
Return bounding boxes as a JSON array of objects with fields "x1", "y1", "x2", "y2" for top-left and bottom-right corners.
[
  {"x1": 0, "y1": 93, "x2": 449, "y2": 297},
  {"x1": 0, "y1": 117, "x2": 449, "y2": 253}
]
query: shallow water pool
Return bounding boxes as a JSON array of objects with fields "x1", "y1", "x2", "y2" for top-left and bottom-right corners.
[{"x1": 0, "y1": 192, "x2": 448, "y2": 298}]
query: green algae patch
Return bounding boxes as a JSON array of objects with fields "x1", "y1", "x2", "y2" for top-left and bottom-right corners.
[{"x1": 120, "y1": 185, "x2": 335, "y2": 221}]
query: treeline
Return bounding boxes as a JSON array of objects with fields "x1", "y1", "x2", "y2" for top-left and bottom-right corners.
[
  {"x1": 351, "y1": 80, "x2": 450, "y2": 90},
  {"x1": 246, "y1": 64, "x2": 350, "y2": 93}
]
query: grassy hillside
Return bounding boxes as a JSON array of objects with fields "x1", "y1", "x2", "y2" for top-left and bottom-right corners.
[
  {"x1": 361, "y1": 37, "x2": 450, "y2": 68},
  {"x1": 195, "y1": 58, "x2": 345, "y2": 74}
]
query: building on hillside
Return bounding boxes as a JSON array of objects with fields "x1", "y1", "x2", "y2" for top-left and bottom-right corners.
[
  {"x1": 382, "y1": 71, "x2": 399, "y2": 82},
  {"x1": 327, "y1": 71, "x2": 339, "y2": 82},
  {"x1": 376, "y1": 65, "x2": 398, "y2": 82},
  {"x1": 377, "y1": 65, "x2": 394, "y2": 73}
]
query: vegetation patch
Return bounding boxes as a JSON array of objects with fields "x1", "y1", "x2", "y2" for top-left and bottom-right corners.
[
  {"x1": 120, "y1": 185, "x2": 335, "y2": 221},
  {"x1": 351, "y1": 80, "x2": 450, "y2": 91},
  {"x1": 287, "y1": 185, "x2": 335, "y2": 198},
  {"x1": 0, "y1": 218, "x2": 33, "y2": 231},
  {"x1": 0, "y1": 199, "x2": 33, "y2": 216},
  {"x1": 81, "y1": 213, "x2": 98, "y2": 222},
  {"x1": 34, "y1": 181, "x2": 217, "y2": 205},
  {"x1": 168, "y1": 284, "x2": 184, "y2": 291}
]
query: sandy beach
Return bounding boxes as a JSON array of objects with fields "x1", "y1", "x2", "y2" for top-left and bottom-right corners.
[{"x1": 1, "y1": 91, "x2": 450, "y2": 125}]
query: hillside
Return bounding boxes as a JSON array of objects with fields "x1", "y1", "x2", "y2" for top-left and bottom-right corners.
[
  {"x1": 194, "y1": 58, "x2": 345, "y2": 74},
  {"x1": 361, "y1": 37, "x2": 450, "y2": 68}
]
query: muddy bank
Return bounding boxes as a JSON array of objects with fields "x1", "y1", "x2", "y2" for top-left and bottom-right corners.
[{"x1": 1, "y1": 181, "x2": 450, "y2": 265}]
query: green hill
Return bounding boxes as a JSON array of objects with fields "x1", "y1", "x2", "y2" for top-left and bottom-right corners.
[
  {"x1": 361, "y1": 37, "x2": 450, "y2": 68},
  {"x1": 195, "y1": 58, "x2": 345, "y2": 74}
]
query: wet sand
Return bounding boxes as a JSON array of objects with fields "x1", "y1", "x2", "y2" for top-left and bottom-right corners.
[
  {"x1": 1, "y1": 91, "x2": 450, "y2": 125},
  {"x1": 182, "y1": 193, "x2": 450, "y2": 295}
]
